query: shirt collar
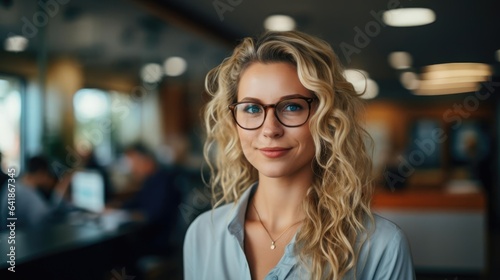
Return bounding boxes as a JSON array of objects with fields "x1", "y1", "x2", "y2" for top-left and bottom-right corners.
[
  {"x1": 226, "y1": 182, "x2": 300, "y2": 278},
  {"x1": 226, "y1": 182, "x2": 298, "y2": 252},
  {"x1": 227, "y1": 182, "x2": 257, "y2": 236}
]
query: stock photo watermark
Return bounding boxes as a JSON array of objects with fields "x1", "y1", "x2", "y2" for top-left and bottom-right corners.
[
  {"x1": 5, "y1": 168, "x2": 17, "y2": 273},
  {"x1": 109, "y1": 267, "x2": 135, "y2": 280},
  {"x1": 211, "y1": 0, "x2": 413, "y2": 62},
  {"x1": 213, "y1": 0, "x2": 243, "y2": 21},
  {"x1": 8, "y1": 0, "x2": 70, "y2": 39},
  {"x1": 339, "y1": 0, "x2": 413, "y2": 64},
  {"x1": 384, "y1": 81, "x2": 500, "y2": 190},
  {"x1": 179, "y1": 186, "x2": 212, "y2": 224}
]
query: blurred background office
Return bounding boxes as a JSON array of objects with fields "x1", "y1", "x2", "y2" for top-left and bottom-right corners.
[{"x1": 0, "y1": 0, "x2": 499, "y2": 279}]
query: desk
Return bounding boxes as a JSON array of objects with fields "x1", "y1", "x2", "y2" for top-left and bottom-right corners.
[
  {"x1": 372, "y1": 188, "x2": 486, "y2": 210},
  {"x1": 372, "y1": 187, "x2": 487, "y2": 273},
  {"x1": 0, "y1": 214, "x2": 143, "y2": 279}
]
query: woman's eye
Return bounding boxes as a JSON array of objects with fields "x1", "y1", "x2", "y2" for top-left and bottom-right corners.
[
  {"x1": 283, "y1": 103, "x2": 302, "y2": 112},
  {"x1": 243, "y1": 104, "x2": 262, "y2": 114}
]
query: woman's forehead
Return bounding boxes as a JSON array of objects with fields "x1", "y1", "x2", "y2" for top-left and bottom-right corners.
[{"x1": 237, "y1": 62, "x2": 310, "y2": 102}]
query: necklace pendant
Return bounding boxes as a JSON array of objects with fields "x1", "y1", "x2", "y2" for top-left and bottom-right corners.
[{"x1": 270, "y1": 241, "x2": 276, "y2": 250}]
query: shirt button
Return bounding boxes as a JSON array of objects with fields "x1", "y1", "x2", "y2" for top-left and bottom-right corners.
[{"x1": 271, "y1": 276, "x2": 278, "y2": 280}]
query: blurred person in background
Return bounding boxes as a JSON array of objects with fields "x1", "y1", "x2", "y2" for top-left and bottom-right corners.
[
  {"x1": 114, "y1": 143, "x2": 182, "y2": 256},
  {"x1": 0, "y1": 155, "x2": 70, "y2": 231}
]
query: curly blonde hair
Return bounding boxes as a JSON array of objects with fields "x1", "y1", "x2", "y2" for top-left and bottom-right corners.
[{"x1": 203, "y1": 30, "x2": 374, "y2": 279}]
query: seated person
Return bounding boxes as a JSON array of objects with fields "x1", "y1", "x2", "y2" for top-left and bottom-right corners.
[
  {"x1": 0, "y1": 155, "x2": 69, "y2": 231},
  {"x1": 117, "y1": 143, "x2": 182, "y2": 255}
]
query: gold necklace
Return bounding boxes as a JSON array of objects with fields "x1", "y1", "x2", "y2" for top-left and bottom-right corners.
[{"x1": 252, "y1": 203, "x2": 303, "y2": 250}]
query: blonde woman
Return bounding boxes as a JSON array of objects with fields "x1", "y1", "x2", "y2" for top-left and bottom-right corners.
[{"x1": 184, "y1": 30, "x2": 415, "y2": 280}]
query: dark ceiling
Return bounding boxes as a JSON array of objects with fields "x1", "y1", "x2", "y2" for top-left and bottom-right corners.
[
  {"x1": 158, "y1": 0, "x2": 500, "y2": 80},
  {"x1": 1, "y1": 0, "x2": 499, "y2": 96}
]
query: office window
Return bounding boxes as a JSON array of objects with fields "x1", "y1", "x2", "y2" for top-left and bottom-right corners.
[
  {"x1": 0, "y1": 75, "x2": 22, "y2": 173},
  {"x1": 73, "y1": 88, "x2": 112, "y2": 165},
  {"x1": 109, "y1": 90, "x2": 143, "y2": 149}
]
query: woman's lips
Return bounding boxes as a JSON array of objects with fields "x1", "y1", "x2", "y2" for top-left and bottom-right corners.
[{"x1": 259, "y1": 147, "x2": 291, "y2": 158}]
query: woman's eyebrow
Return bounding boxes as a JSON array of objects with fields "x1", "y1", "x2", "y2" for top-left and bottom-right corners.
[
  {"x1": 238, "y1": 97, "x2": 262, "y2": 103},
  {"x1": 278, "y1": 94, "x2": 311, "y2": 100},
  {"x1": 238, "y1": 94, "x2": 311, "y2": 103}
]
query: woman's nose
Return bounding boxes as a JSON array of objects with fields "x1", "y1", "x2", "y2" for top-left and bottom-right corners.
[{"x1": 261, "y1": 109, "x2": 284, "y2": 138}]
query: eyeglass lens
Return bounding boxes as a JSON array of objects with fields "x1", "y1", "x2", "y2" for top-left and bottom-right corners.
[{"x1": 232, "y1": 98, "x2": 311, "y2": 129}]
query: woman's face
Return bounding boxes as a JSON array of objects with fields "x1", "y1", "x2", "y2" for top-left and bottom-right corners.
[{"x1": 236, "y1": 62, "x2": 316, "y2": 180}]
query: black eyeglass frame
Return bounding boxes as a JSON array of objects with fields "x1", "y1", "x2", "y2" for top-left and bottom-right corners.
[{"x1": 228, "y1": 97, "x2": 316, "y2": 130}]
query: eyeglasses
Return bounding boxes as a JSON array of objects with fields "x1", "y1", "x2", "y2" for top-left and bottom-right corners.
[{"x1": 228, "y1": 97, "x2": 315, "y2": 130}]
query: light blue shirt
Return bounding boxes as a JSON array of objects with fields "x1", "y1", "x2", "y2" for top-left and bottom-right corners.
[
  {"x1": 0, "y1": 181, "x2": 65, "y2": 231},
  {"x1": 184, "y1": 184, "x2": 415, "y2": 279}
]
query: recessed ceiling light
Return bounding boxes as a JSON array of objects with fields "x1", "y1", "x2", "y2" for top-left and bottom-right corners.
[
  {"x1": 140, "y1": 63, "x2": 163, "y2": 83},
  {"x1": 164, "y1": 56, "x2": 187, "y2": 77},
  {"x1": 415, "y1": 81, "x2": 480, "y2": 95},
  {"x1": 361, "y1": 79, "x2": 379, "y2": 99},
  {"x1": 344, "y1": 69, "x2": 378, "y2": 99},
  {"x1": 344, "y1": 69, "x2": 368, "y2": 84},
  {"x1": 4, "y1": 35, "x2": 28, "y2": 52},
  {"x1": 264, "y1": 15, "x2": 296, "y2": 31},
  {"x1": 421, "y1": 63, "x2": 491, "y2": 80},
  {"x1": 400, "y1": 71, "x2": 420, "y2": 90},
  {"x1": 383, "y1": 8, "x2": 436, "y2": 27},
  {"x1": 412, "y1": 62, "x2": 491, "y2": 95},
  {"x1": 388, "y1": 51, "x2": 413, "y2": 69}
]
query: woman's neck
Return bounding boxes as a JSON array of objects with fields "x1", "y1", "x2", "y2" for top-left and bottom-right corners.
[{"x1": 250, "y1": 175, "x2": 310, "y2": 232}]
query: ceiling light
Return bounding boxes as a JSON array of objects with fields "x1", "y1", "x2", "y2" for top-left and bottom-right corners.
[
  {"x1": 414, "y1": 82, "x2": 480, "y2": 96},
  {"x1": 4, "y1": 35, "x2": 28, "y2": 52},
  {"x1": 420, "y1": 63, "x2": 491, "y2": 81},
  {"x1": 388, "y1": 51, "x2": 413, "y2": 69},
  {"x1": 411, "y1": 62, "x2": 491, "y2": 95},
  {"x1": 362, "y1": 79, "x2": 379, "y2": 99},
  {"x1": 418, "y1": 80, "x2": 481, "y2": 90},
  {"x1": 264, "y1": 15, "x2": 296, "y2": 31},
  {"x1": 140, "y1": 63, "x2": 163, "y2": 83},
  {"x1": 344, "y1": 69, "x2": 378, "y2": 99},
  {"x1": 164, "y1": 57, "x2": 187, "y2": 77},
  {"x1": 383, "y1": 8, "x2": 436, "y2": 27},
  {"x1": 400, "y1": 71, "x2": 420, "y2": 90},
  {"x1": 344, "y1": 69, "x2": 368, "y2": 82}
]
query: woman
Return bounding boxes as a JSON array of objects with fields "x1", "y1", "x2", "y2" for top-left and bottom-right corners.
[{"x1": 184, "y1": 30, "x2": 415, "y2": 279}]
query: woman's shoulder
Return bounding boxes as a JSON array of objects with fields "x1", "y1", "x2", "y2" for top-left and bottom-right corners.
[
  {"x1": 355, "y1": 214, "x2": 415, "y2": 279},
  {"x1": 357, "y1": 213, "x2": 413, "y2": 261},
  {"x1": 366, "y1": 213, "x2": 408, "y2": 245},
  {"x1": 372, "y1": 213, "x2": 403, "y2": 233}
]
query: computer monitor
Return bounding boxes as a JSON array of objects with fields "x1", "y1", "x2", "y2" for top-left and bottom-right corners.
[{"x1": 71, "y1": 170, "x2": 105, "y2": 213}]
